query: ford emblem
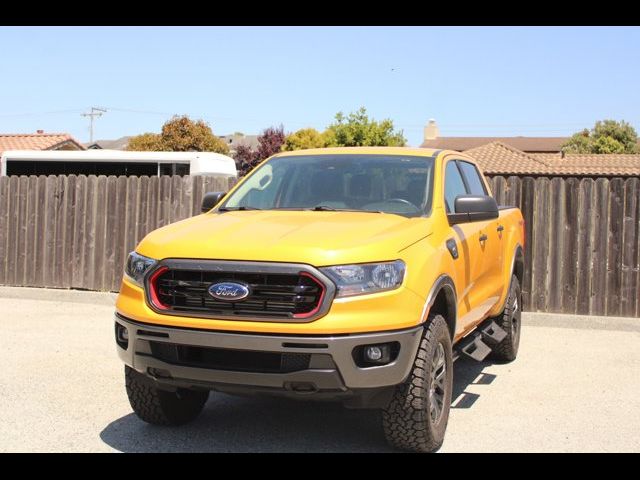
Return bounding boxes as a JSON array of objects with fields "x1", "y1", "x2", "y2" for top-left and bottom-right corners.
[{"x1": 208, "y1": 282, "x2": 250, "y2": 302}]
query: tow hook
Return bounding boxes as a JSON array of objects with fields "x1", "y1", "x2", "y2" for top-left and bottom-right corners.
[{"x1": 284, "y1": 382, "x2": 319, "y2": 394}]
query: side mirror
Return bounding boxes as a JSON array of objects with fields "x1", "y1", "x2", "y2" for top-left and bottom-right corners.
[
  {"x1": 448, "y1": 195, "x2": 499, "y2": 224},
  {"x1": 201, "y1": 192, "x2": 226, "y2": 213}
]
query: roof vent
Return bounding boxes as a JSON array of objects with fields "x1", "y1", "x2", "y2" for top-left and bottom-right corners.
[{"x1": 36, "y1": 129, "x2": 44, "y2": 134}]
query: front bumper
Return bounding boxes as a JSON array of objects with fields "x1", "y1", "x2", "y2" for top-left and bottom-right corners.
[{"x1": 115, "y1": 314, "x2": 423, "y2": 395}]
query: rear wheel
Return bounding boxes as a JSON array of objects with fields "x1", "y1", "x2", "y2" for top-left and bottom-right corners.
[
  {"x1": 125, "y1": 366, "x2": 209, "y2": 426},
  {"x1": 382, "y1": 313, "x2": 453, "y2": 453},
  {"x1": 490, "y1": 275, "x2": 522, "y2": 362}
]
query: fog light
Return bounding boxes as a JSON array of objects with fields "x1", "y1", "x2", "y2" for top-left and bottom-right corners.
[
  {"x1": 353, "y1": 342, "x2": 400, "y2": 368},
  {"x1": 365, "y1": 346, "x2": 383, "y2": 361}
]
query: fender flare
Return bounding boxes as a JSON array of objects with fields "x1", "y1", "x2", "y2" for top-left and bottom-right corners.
[
  {"x1": 420, "y1": 274, "x2": 457, "y2": 340},
  {"x1": 511, "y1": 243, "x2": 525, "y2": 278},
  {"x1": 497, "y1": 244, "x2": 524, "y2": 313}
]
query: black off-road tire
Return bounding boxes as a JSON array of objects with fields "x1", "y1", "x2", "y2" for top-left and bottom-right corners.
[
  {"x1": 382, "y1": 313, "x2": 453, "y2": 453},
  {"x1": 490, "y1": 275, "x2": 522, "y2": 362},
  {"x1": 125, "y1": 366, "x2": 209, "y2": 426}
]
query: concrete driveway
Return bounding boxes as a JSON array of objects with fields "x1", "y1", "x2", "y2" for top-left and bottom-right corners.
[{"x1": 1, "y1": 286, "x2": 638, "y2": 452}]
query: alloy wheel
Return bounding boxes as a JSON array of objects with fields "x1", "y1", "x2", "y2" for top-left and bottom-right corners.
[
  {"x1": 511, "y1": 292, "x2": 521, "y2": 351},
  {"x1": 429, "y1": 342, "x2": 447, "y2": 425}
]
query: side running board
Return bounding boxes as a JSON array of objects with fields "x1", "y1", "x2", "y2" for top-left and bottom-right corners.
[
  {"x1": 480, "y1": 321, "x2": 508, "y2": 345},
  {"x1": 460, "y1": 335, "x2": 492, "y2": 362},
  {"x1": 453, "y1": 320, "x2": 508, "y2": 363}
]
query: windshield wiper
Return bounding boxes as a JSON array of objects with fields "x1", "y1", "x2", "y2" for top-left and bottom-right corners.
[
  {"x1": 310, "y1": 205, "x2": 382, "y2": 213},
  {"x1": 218, "y1": 206, "x2": 261, "y2": 212},
  {"x1": 219, "y1": 205, "x2": 382, "y2": 213},
  {"x1": 311, "y1": 205, "x2": 338, "y2": 211}
]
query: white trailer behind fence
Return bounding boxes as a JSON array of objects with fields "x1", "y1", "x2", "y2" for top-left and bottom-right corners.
[{"x1": 0, "y1": 149, "x2": 238, "y2": 178}]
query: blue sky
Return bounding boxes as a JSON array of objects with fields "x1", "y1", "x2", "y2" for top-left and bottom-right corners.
[{"x1": 1, "y1": 26, "x2": 639, "y2": 146}]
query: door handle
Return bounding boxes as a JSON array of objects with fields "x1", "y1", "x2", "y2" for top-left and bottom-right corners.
[
  {"x1": 479, "y1": 234, "x2": 488, "y2": 242},
  {"x1": 497, "y1": 225, "x2": 504, "y2": 233}
]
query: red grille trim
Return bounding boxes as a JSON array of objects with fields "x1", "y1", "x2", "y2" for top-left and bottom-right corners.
[
  {"x1": 149, "y1": 266, "x2": 170, "y2": 310},
  {"x1": 293, "y1": 272, "x2": 326, "y2": 319}
]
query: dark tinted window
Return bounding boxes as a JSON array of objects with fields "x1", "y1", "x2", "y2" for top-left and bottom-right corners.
[
  {"x1": 5, "y1": 161, "x2": 158, "y2": 176},
  {"x1": 459, "y1": 161, "x2": 487, "y2": 196},
  {"x1": 159, "y1": 162, "x2": 190, "y2": 176},
  {"x1": 444, "y1": 161, "x2": 467, "y2": 213},
  {"x1": 221, "y1": 154, "x2": 435, "y2": 218}
]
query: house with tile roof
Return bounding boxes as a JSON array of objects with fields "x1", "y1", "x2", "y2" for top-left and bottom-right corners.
[
  {"x1": 465, "y1": 141, "x2": 640, "y2": 177},
  {"x1": 420, "y1": 120, "x2": 640, "y2": 177},
  {"x1": 420, "y1": 119, "x2": 640, "y2": 156},
  {"x1": 420, "y1": 120, "x2": 573, "y2": 153},
  {"x1": 0, "y1": 131, "x2": 85, "y2": 156}
]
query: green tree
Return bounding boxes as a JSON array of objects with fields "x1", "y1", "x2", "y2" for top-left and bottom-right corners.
[
  {"x1": 282, "y1": 128, "x2": 332, "y2": 151},
  {"x1": 127, "y1": 115, "x2": 229, "y2": 154},
  {"x1": 593, "y1": 135, "x2": 625, "y2": 154},
  {"x1": 127, "y1": 132, "x2": 164, "y2": 151},
  {"x1": 325, "y1": 107, "x2": 406, "y2": 147},
  {"x1": 562, "y1": 120, "x2": 638, "y2": 154}
]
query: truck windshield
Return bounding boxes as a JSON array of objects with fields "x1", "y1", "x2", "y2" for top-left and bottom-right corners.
[{"x1": 219, "y1": 154, "x2": 435, "y2": 218}]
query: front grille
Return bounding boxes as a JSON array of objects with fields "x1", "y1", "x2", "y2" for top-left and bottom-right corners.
[
  {"x1": 149, "y1": 342, "x2": 311, "y2": 374},
  {"x1": 150, "y1": 268, "x2": 325, "y2": 319}
]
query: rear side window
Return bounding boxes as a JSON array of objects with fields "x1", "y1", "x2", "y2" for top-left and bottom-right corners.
[
  {"x1": 444, "y1": 161, "x2": 467, "y2": 213},
  {"x1": 458, "y1": 161, "x2": 487, "y2": 196}
]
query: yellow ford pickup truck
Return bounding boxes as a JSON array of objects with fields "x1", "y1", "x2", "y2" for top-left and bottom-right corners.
[{"x1": 115, "y1": 147, "x2": 525, "y2": 452}]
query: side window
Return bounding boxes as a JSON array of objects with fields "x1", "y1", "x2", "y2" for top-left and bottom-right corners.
[
  {"x1": 458, "y1": 161, "x2": 487, "y2": 196},
  {"x1": 444, "y1": 161, "x2": 468, "y2": 213}
]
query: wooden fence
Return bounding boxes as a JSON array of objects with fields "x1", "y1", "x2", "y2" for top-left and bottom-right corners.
[
  {"x1": 487, "y1": 175, "x2": 640, "y2": 318},
  {"x1": 0, "y1": 174, "x2": 639, "y2": 318},
  {"x1": 0, "y1": 175, "x2": 235, "y2": 293}
]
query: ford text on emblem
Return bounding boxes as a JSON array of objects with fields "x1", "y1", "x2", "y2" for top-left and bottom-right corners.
[{"x1": 208, "y1": 282, "x2": 250, "y2": 302}]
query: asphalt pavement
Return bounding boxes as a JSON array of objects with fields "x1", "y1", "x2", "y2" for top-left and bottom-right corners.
[{"x1": 1, "y1": 286, "x2": 638, "y2": 452}]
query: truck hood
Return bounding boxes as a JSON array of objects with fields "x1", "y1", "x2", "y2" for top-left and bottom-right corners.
[{"x1": 137, "y1": 210, "x2": 432, "y2": 266}]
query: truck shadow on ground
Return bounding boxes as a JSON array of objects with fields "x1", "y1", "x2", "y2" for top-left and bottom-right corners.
[{"x1": 99, "y1": 357, "x2": 497, "y2": 452}]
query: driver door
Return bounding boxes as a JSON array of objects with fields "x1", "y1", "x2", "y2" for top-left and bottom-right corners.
[
  {"x1": 457, "y1": 160, "x2": 503, "y2": 309},
  {"x1": 443, "y1": 159, "x2": 485, "y2": 337}
]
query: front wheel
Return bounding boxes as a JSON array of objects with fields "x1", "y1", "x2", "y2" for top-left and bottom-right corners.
[
  {"x1": 125, "y1": 366, "x2": 209, "y2": 426},
  {"x1": 382, "y1": 313, "x2": 453, "y2": 453}
]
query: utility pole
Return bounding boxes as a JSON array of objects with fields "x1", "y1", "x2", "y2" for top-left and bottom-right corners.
[{"x1": 81, "y1": 107, "x2": 107, "y2": 143}]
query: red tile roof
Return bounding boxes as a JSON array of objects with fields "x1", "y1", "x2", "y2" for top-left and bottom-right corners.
[
  {"x1": 466, "y1": 142, "x2": 640, "y2": 177},
  {"x1": 530, "y1": 153, "x2": 640, "y2": 176},
  {"x1": 0, "y1": 133, "x2": 84, "y2": 156},
  {"x1": 421, "y1": 136, "x2": 570, "y2": 152},
  {"x1": 464, "y1": 142, "x2": 551, "y2": 175}
]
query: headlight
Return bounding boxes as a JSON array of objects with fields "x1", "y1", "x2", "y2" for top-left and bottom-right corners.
[
  {"x1": 124, "y1": 252, "x2": 157, "y2": 287},
  {"x1": 321, "y1": 260, "x2": 405, "y2": 297}
]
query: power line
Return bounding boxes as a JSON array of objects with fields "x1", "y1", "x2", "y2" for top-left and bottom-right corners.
[
  {"x1": 104, "y1": 107, "x2": 294, "y2": 125},
  {"x1": 2, "y1": 106, "x2": 633, "y2": 138},
  {"x1": 105, "y1": 107, "x2": 173, "y2": 116},
  {"x1": 0, "y1": 106, "x2": 607, "y2": 128},
  {"x1": 0, "y1": 109, "x2": 85, "y2": 118}
]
